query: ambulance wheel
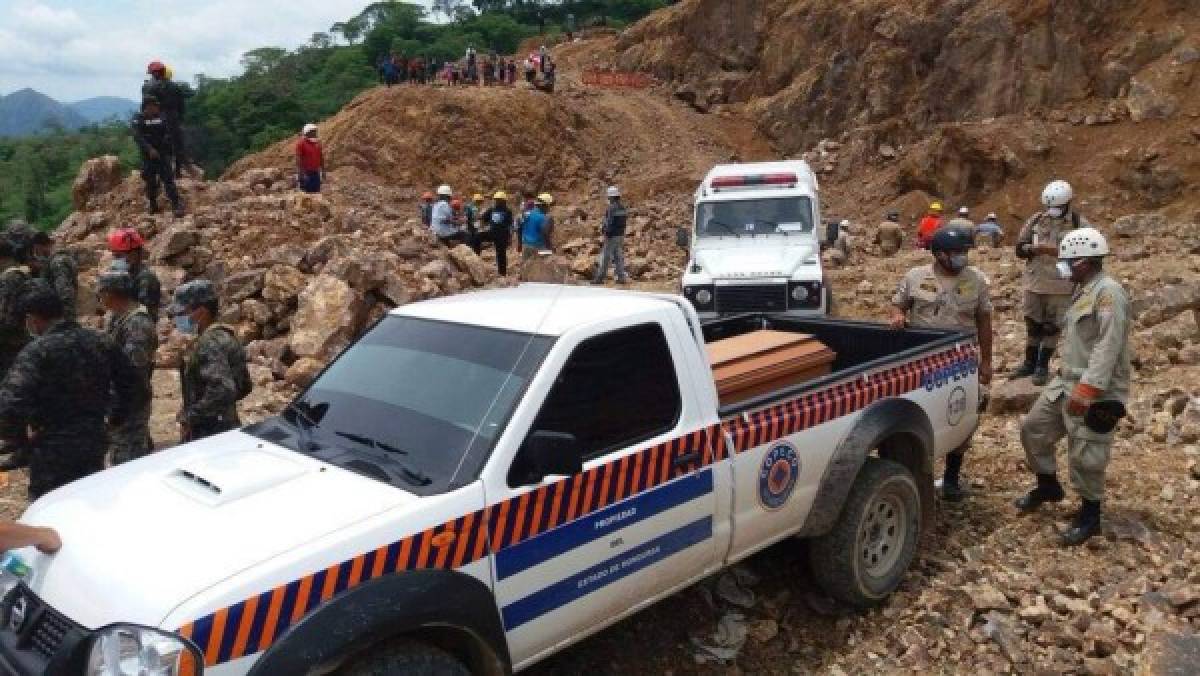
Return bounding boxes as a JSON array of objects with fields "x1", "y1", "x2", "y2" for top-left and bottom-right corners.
[
  {"x1": 342, "y1": 639, "x2": 470, "y2": 676},
  {"x1": 808, "y1": 458, "x2": 920, "y2": 608}
]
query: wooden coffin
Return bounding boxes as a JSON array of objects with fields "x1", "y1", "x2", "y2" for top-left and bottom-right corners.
[{"x1": 707, "y1": 330, "x2": 836, "y2": 407}]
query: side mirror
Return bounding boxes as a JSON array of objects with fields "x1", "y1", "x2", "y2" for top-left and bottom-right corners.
[
  {"x1": 676, "y1": 228, "x2": 690, "y2": 249},
  {"x1": 519, "y1": 431, "x2": 581, "y2": 484}
]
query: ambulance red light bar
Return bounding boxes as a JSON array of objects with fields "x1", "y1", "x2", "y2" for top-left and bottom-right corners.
[{"x1": 710, "y1": 173, "x2": 798, "y2": 190}]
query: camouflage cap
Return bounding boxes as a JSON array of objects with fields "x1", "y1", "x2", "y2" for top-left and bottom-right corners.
[
  {"x1": 96, "y1": 260, "x2": 135, "y2": 296},
  {"x1": 168, "y1": 279, "x2": 217, "y2": 315}
]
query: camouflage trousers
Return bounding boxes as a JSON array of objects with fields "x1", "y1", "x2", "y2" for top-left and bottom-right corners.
[
  {"x1": 28, "y1": 437, "x2": 106, "y2": 500},
  {"x1": 1020, "y1": 388, "x2": 1113, "y2": 501},
  {"x1": 108, "y1": 402, "x2": 154, "y2": 465}
]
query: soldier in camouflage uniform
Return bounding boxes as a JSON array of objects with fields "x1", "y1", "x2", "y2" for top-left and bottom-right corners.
[
  {"x1": 0, "y1": 283, "x2": 145, "y2": 499},
  {"x1": 108, "y1": 228, "x2": 162, "y2": 322},
  {"x1": 1017, "y1": 228, "x2": 1131, "y2": 547},
  {"x1": 30, "y1": 230, "x2": 78, "y2": 319},
  {"x1": 0, "y1": 226, "x2": 35, "y2": 379},
  {"x1": 98, "y1": 262, "x2": 158, "y2": 464},
  {"x1": 890, "y1": 228, "x2": 994, "y2": 502},
  {"x1": 171, "y1": 280, "x2": 251, "y2": 442},
  {"x1": 1011, "y1": 180, "x2": 1090, "y2": 386}
]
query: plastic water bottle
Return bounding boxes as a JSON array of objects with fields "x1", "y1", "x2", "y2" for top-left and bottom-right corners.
[{"x1": 0, "y1": 552, "x2": 30, "y2": 579}]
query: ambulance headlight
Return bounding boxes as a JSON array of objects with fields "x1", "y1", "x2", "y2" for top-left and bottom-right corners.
[
  {"x1": 696, "y1": 289, "x2": 713, "y2": 305},
  {"x1": 87, "y1": 624, "x2": 203, "y2": 676},
  {"x1": 790, "y1": 285, "x2": 809, "y2": 302}
]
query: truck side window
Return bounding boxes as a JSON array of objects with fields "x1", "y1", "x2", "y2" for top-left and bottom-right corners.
[{"x1": 517, "y1": 323, "x2": 682, "y2": 474}]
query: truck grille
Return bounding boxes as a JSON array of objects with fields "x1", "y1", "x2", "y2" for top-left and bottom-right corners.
[
  {"x1": 29, "y1": 605, "x2": 72, "y2": 659},
  {"x1": 715, "y1": 285, "x2": 788, "y2": 314}
]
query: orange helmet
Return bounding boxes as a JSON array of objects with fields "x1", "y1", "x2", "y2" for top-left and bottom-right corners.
[
  {"x1": 107, "y1": 228, "x2": 145, "y2": 253},
  {"x1": 147, "y1": 60, "x2": 166, "y2": 74},
  {"x1": 421, "y1": 191, "x2": 434, "y2": 200}
]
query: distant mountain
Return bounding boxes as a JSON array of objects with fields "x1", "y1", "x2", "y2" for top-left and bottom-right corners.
[
  {"x1": 68, "y1": 96, "x2": 137, "y2": 124},
  {"x1": 0, "y1": 88, "x2": 87, "y2": 137}
]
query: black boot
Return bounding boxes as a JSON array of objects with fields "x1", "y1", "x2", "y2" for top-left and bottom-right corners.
[
  {"x1": 1031, "y1": 348, "x2": 1054, "y2": 386},
  {"x1": 941, "y1": 451, "x2": 966, "y2": 502},
  {"x1": 1014, "y1": 473, "x2": 1065, "y2": 511},
  {"x1": 1061, "y1": 499, "x2": 1101, "y2": 546},
  {"x1": 1009, "y1": 345, "x2": 1039, "y2": 379}
]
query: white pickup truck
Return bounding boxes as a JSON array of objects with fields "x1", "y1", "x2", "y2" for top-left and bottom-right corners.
[
  {"x1": 0, "y1": 285, "x2": 980, "y2": 675},
  {"x1": 680, "y1": 161, "x2": 830, "y2": 317}
]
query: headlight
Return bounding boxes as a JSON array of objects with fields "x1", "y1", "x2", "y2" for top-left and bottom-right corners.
[
  {"x1": 788, "y1": 281, "x2": 822, "y2": 309},
  {"x1": 88, "y1": 624, "x2": 203, "y2": 676},
  {"x1": 695, "y1": 289, "x2": 713, "y2": 305},
  {"x1": 790, "y1": 285, "x2": 809, "y2": 302}
]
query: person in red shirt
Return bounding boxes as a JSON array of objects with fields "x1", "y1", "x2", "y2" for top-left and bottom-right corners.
[
  {"x1": 916, "y1": 201, "x2": 944, "y2": 248},
  {"x1": 295, "y1": 123, "x2": 324, "y2": 193}
]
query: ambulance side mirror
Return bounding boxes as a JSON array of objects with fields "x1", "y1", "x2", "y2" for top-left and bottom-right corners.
[{"x1": 676, "y1": 228, "x2": 690, "y2": 249}]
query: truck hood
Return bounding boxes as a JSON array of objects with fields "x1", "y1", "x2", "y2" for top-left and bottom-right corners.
[
  {"x1": 18, "y1": 430, "x2": 412, "y2": 630},
  {"x1": 693, "y1": 239, "x2": 819, "y2": 279}
]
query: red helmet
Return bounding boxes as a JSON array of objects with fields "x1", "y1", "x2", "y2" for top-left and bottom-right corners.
[
  {"x1": 107, "y1": 228, "x2": 145, "y2": 253},
  {"x1": 147, "y1": 61, "x2": 166, "y2": 74},
  {"x1": 451, "y1": 198, "x2": 463, "y2": 209}
]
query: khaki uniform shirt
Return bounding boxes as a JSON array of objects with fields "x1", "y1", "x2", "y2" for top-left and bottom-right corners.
[
  {"x1": 944, "y1": 217, "x2": 976, "y2": 239},
  {"x1": 875, "y1": 222, "x2": 903, "y2": 253},
  {"x1": 1017, "y1": 210, "x2": 1090, "y2": 295},
  {"x1": 1046, "y1": 273, "x2": 1132, "y2": 403},
  {"x1": 892, "y1": 264, "x2": 992, "y2": 331}
]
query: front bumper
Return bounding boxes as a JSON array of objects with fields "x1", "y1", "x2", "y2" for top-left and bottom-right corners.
[{"x1": 0, "y1": 584, "x2": 90, "y2": 674}]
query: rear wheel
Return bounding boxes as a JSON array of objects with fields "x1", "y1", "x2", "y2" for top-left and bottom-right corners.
[
  {"x1": 340, "y1": 639, "x2": 471, "y2": 676},
  {"x1": 808, "y1": 457, "x2": 920, "y2": 607}
]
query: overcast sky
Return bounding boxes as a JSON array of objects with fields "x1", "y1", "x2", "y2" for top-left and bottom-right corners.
[{"x1": 0, "y1": 1, "x2": 434, "y2": 102}]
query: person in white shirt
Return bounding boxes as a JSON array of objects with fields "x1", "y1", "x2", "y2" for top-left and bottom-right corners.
[{"x1": 430, "y1": 184, "x2": 466, "y2": 247}]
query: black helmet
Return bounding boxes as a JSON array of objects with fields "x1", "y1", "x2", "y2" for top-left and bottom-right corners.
[
  {"x1": 168, "y1": 279, "x2": 217, "y2": 315},
  {"x1": 96, "y1": 260, "x2": 136, "y2": 297},
  {"x1": 5, "y1": 223, "x2": 34, "y2": 262},
  {"x1": 930, "y1": 227, "x2": 973, "y2": 253}
]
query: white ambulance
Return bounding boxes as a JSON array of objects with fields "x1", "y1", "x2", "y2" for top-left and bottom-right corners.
[{"x1": 680, "y1": 161, "x2": 828, "y2": 317}]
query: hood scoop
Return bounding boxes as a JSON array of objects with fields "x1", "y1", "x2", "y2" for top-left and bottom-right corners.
[{"x1": 164, "y1": 447, "x2": 309, "y2": 506}]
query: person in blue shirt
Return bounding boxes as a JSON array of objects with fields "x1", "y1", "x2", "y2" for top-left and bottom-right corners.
[{"x1": 521, "y1": 194, "x2": 555, "y2": 258}]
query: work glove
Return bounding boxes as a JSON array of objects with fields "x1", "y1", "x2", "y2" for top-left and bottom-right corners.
[{"x1": 1067, "y1": 383, "x2": 1102, "y2": 417}]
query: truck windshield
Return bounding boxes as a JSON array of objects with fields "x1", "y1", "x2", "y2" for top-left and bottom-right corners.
[
  {"x1": 260, "y1": 316, "x2": 552, "y2": 494},
  {"x1": 696, "y1": 197, "x2": 814, "y2": 238}
]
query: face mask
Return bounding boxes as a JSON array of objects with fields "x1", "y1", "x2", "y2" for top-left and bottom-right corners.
[
  {"x1": 174, "y1": 314, "x2": 197, "y2": 335},
  {"x1": 1056, "y1": 261, "x2": 1074, "y2": 279},
  {"x1": 1047, "y1": 207, "x2": 1064, "y2": 218}
]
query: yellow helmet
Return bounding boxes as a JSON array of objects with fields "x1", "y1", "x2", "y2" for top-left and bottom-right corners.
[
  {"x1": 164, "y1": 65, "x2": 174, "y2": 80},
  {"x1": 536, "y1": 192, "x2": 554, "y2": 205},
  {"x1": 492, "y1": 191, "x2": 508, "y2": 200},
  {"x1": 473, "y1": 193, "x2": 483, "y2": 201},
  {"x1": 930, "y1": 201, "x2": 944, "y2": 212}
]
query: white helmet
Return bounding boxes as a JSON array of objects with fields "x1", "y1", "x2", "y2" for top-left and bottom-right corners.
[
  {"x1": 301, "y1": 123, "x2": 318, "y2": 136},
  {"x1": 1041, "y1": 180, "x2": 1073, "y2": 208},
  {"x1": 606, "y1": 186, "x2": 621, "y2": 198},
  {"x1": 957, "y1": 206, "x2": 969, "y2": 216},
  {"x1": 1059, "y1": 227, "x2": 1109, "y2": 259},
  {"x1": 436, "y1": 184, "x2": 452, "y2": 197}
]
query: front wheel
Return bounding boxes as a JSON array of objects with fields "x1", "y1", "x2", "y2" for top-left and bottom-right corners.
[
  {"x1": 340, "y1": 639, "x2": 471, "y2": 676},
  {"x1": 808, "y1": 457, "x2": 921, "y2": 607}
]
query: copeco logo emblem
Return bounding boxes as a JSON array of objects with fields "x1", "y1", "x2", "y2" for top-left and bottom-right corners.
[
  {"x1": 921, "y1": 356, "x2": 978, "y2": 392},
  {"x1": 947, "y1": 386, "x2": 968, "y2": 427},
  {"x1": 759, "y1": 442, "x2": 800, "y2": 510},
  {"x1": 8, "y1": 595, "x2": 27, "y2": 633}
]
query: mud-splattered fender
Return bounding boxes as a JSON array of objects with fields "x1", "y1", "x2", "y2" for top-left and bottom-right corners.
[
  {"x1": 795, "y1": 398, "x2": 934, "y2": 538},
  {"x1": 246, "y1": 569, "x2": 509, "y2": 675}
]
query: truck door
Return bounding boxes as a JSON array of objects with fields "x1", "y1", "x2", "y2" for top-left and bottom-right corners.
[{"x1": 490, "y1": 321, "x2": 719, "y2": 667}]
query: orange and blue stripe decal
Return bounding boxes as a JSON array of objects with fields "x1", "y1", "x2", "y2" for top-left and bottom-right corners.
[{"x1": 177, "y1": 343, "x2": 977, "y2": 667}]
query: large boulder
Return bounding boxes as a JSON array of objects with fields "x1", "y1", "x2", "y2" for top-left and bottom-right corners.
[
  {"x1": 149, "y1": 224, "x2": 199, "y2": 262},
  {"x1": 262, "y1": 265, "x2": 309, "y2": 303},
  {"x1": 987, "y1": 378, "x2": 1043, "y2": 414},
  {"x1": 447, "y1": 245, "x2": 491, "y2": 286},
  {"x1": 284, "y1": 357, "x2": 326, "y2": 387},
  {"x1": 289, "y1": 274, "x2": 366, "y2": 360},
  {"x1": 221, "y1": 269, "x2": 267, "y2": 302},
  {"x1": 1114, "y1": 212, "x2": 1168, "y2": 238},
  {"x1": 71, "y1": 155, "x2": 124, "y2": 211}
]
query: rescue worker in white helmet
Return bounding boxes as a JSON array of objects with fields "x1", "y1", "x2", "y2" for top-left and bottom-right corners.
[{"x1": 1011, "y1": 180, "x2": 1091, "y2": 386}]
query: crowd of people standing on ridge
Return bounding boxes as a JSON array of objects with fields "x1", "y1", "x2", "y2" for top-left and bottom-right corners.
[{"x1": 378, "y1": 45, "x2": 556, "y2": 92}]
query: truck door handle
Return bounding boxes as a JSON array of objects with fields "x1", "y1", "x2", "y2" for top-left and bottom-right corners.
[{"x1": 673, "y1": 451, "x2": 700, "y2": 469}]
